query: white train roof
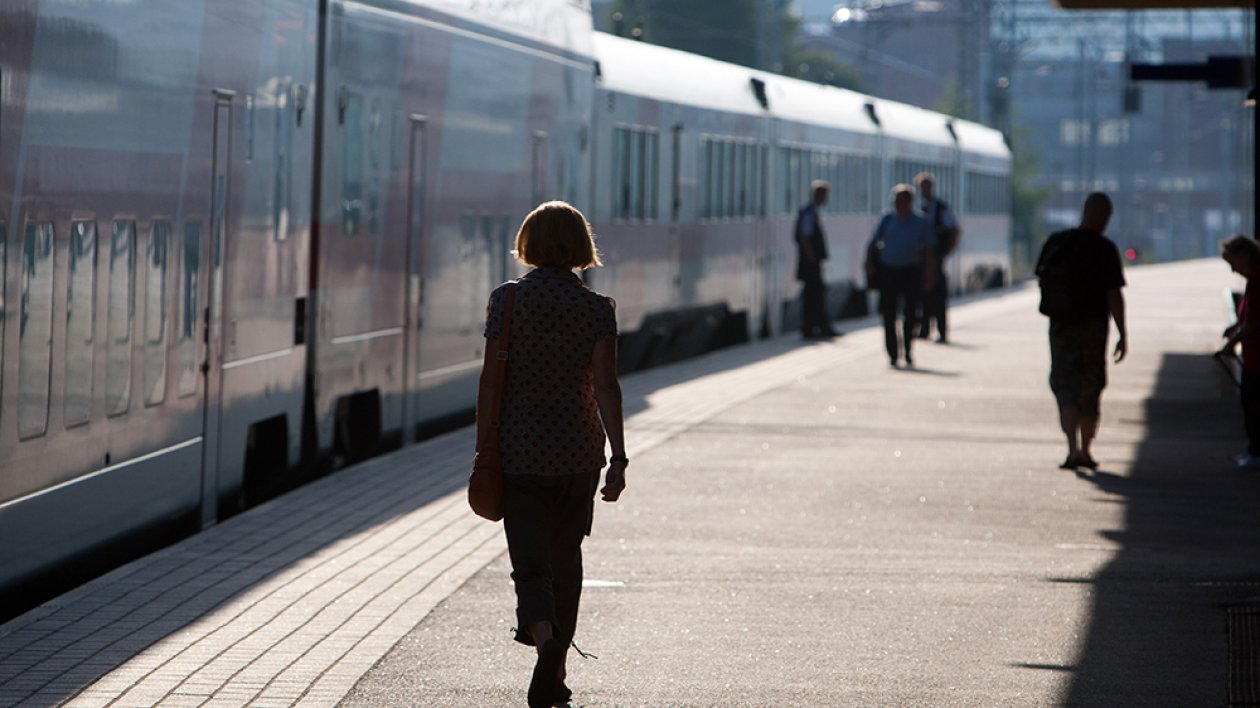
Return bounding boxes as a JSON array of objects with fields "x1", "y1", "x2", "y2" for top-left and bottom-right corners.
[
  {"x1": 752, "y1": 69, "x2": 878, "y2": 138},
  {"x1": 951, "y1": 119, "x2": 1012, "y2": 162},
  {"x1": 593, "y1": 32, "x2": 766, "y2": 117},
  {"x1": 870, "y1": 99, "x2": 955, "y2": 150}
]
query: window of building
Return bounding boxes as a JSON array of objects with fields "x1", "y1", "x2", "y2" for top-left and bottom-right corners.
[
  {"x1": 65, "y1": 220, "x2": 97, "y2": 427},
  {"x1": 107, "y1": 220, "x2": 136, "y2": 415},
  {"x1": 18, "y1": 221, "x2": 55, "y2": 438}
]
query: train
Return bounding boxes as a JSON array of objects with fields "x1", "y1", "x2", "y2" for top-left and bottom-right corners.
[{"x1": 0, "y1": 0, "x2": 1011, "y2": 619}]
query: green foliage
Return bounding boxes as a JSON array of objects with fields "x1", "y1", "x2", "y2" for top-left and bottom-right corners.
[
  {"x1": 782, "y1": 48, "x2": 864, "y2": 91},
  {"x1": 606, "y1": 0, "x2": 763, "y2": 67},
  {"x1": 1008, "y1": 123, "x2": 1054, "y2": 276},
  {"x1": 605, "y1": 0, "x2": 851, "y2": 83}
]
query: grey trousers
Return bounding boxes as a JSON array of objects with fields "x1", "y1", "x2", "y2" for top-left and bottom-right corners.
[{"x1": 503, "y1": 470, "x2": 600, "y2": 646}]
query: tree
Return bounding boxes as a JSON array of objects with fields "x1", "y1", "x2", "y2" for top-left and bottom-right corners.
[
  {"x1": 782, "y1": 48, "x2": 864, "y2": 91},
  {"x1": 1007, "y1": 122, "x2": 1054, "y2": 276}
]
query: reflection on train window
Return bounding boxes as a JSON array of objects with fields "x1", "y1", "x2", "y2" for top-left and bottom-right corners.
[
  {"x1": 144, "y1": 220, "x2": 170, "y2": 406},
  {"x1": 18, "y1": 222, "x2": 55, "y2": 439},
  {"x1": 65, "y1": 220, "x2": 98, "y2": 428},
  {"x1": 613, "y1": 126, "x2": 658, "y2": 221},
  {"x1": 342, "y1": 90, "x2": 363, "y2": 236},
  {"x1": 177, "y1": 220, "x2": 202, "y2": 398},
  {"x1": 106, "y1": 220, "x2": 136, "y2": 416},
  {"x1": 0, "y1": 222, "x2": 5, "y2": 421}
]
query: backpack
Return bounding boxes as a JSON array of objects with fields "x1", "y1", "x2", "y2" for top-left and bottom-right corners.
[{"x1": 1036, "y1": 231, "x2": 1089, "y2": 321}]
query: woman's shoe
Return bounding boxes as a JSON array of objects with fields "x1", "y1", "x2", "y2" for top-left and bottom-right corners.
[
  {"x1": 528, "y1": 639, "x2": 565, "y2": 708},
  {"x1": 555, "y1": 679, "x2": 572, "y2": 704}
]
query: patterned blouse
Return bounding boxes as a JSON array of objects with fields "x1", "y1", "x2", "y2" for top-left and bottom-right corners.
[{"x1": 483, "y1": 267, "x2": 618, "y2": 475}]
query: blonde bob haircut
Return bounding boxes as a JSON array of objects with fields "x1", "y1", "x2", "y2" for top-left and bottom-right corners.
[{"x1": 514, "y1": 200, "x2": 602, "y2": 270}]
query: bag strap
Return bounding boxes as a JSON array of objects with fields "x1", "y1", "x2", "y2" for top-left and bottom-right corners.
[{"x1": 482, "y1": 282, "x2": 518, "y2": 447}]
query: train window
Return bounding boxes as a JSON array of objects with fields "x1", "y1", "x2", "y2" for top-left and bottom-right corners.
[
  {"x1": 144, "y1": 220, "x2": 170, "y2": 406},
  {"x1": 18, "y1": 221, "x2": 55, "y2": 439},
  {"x1": 106, "y1": 220, "x2": 136, "y2": 416},
  {"x1": 670, "y1": 127, "x2": 682, "y2": 222},
  {"x1": 341, "y1": 91, "x2": 363, "y2": 237},
  {"x1": 628, "y1": 130, "x2": 643, "y2": 220},
  {"x1": 645, "y1": 131, "x2": 659, "y2": 221},
  {"x1": 0, "y1": 222, "x2": 5, "y2": 422},
  {"x1": 65, "y1": 220, "x2": 98, "y2": 428},
  {"x1": 176, "y1": 220, "x2": 202, "y2": 398}
]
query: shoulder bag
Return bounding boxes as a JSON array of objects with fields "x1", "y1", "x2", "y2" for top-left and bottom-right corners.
[{"x1": 468, "y1": 282, "x2": 517, "y2": 521}]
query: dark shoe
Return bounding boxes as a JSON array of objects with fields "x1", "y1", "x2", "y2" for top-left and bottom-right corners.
[
  {"x1": 936, "y1": 336, "x2": 948, "y2": 344},
  {"x1": 1078, "y1": 453, "x2": 1099, "y2": 470},
  {"x1": 1059, "y1": 455, "x2": 1078, "y2": 470},
  {"x1": 556, "y1": 679, "x2": 572, "y2": 705},
  {"x1": 904, "y1": 355, "x2": 913, "y2": 368},
  {"x1": 890, "y1": 357, "x2": 899, "y2": 368},
  {"x1": 529, "y1": 639, "x2": 565, "y2": 708}
]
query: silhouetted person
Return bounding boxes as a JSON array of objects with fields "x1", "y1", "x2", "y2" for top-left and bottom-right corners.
[
  {"x1": 914, "y1": 172, "x2": 959, "y2": 343},
  {"x1": 1035, "y1": 192, "x2": 1127, "y2": 470},
  {"x1": 1218, "y1": 233, "x2": 1260, "y2": 470},
  {"x1": 795, "y1": 180, "x2": 837, "y2": 339},
  {"x1": 477, "y1": 201, "x2": 628, "y2": 707},
  {"x1": 866, "y1": 184, "x2": 935, "y2": 367}
]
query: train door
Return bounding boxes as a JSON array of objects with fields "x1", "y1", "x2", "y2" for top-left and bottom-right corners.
[
  {"x1": 199, "y1": 90, "x2": 233, "y2": 527},
  {"x1": 402, "y1": 114, "x2": 427, "y2": 441}
]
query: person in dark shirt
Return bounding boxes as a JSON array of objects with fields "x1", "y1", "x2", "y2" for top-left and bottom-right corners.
[
  {"x1": 866, "y1": 184, "x2": 935, "y2": 367},
  {"x1": 914, "y1": 172, "x2": 960, "y2": 343},
  {"x1": 1218, "y1": 233, "x2": 1260, "y2": 469},
  {"x1": 794, "y1": 180, "x2": 838, "y2": 339},
  {"x1": 1035, "y1": 192, "x2": 1128, "y2": 470}
]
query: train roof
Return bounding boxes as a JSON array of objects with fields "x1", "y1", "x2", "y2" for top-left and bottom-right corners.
[
  {"x1": 950, "y1": 119, "x2": 1012, "y2": 162},
  {"x1": 593, "y1": 32, "x2": 765, "y2": 117},
  {"x1": 752, "y1": 70, "x2": 878, "y2": 138},
  {"x1": 870, "y1": 99, "x2": 955, "y2": 150}
]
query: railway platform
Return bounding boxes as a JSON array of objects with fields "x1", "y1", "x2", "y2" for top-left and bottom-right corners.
[{"x1": 2, "y1": 258, "x2": 1259, "y2": 706}]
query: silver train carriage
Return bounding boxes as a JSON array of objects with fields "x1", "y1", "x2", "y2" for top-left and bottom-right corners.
[{"x1": 0, "y1": 1, "x2": 1010, "y2": 618}]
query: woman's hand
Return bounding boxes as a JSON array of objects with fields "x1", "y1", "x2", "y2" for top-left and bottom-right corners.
[{"x1": 600, "y1": 461, "x2": 627, "y2": 502}]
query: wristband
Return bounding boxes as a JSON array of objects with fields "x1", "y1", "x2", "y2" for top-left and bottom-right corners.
[{"x1": 609, "y1": 455, "x2": 629, "y2": 464}]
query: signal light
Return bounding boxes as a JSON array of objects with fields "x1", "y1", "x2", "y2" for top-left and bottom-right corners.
[{"x1": 1124, "y1": 247, "x2": 1138, "y2": 261}]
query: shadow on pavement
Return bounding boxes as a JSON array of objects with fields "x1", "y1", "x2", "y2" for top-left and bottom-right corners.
[{"x1": 1062, "y1": 353, "x2": 1260, "y2": 705}]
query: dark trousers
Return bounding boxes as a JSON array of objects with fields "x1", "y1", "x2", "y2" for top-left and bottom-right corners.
[
  {"x1": 1242, "y1": 372, "x2": 1260, "y2": 456},
  {"x1": 878, "y1": 265, "x2": 922, "y2": 363},
  {"x1": 503, "y1": 470, "x2": 599, "y2": 647},
  {"x1": 917, "y1": 271, "x2": 948, "y2": 340},
  {"x1": 799, "y1": 264, "x2": 831, "y2": 336}
]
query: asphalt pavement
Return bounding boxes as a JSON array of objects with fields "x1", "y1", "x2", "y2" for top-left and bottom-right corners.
[
  {"x1": 342, "y1": 258, "x2": 1260, "y2": 706},
  {"x1": 2, "y1": 258, "x2": 1257, "y2": 707}
]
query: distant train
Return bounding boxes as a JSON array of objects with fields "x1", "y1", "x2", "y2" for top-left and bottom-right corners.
[{"x1": 0, "y1": 0, "x2": 1011, "y2": 617}]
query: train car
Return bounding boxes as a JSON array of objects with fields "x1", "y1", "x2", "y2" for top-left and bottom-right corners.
[
  {"x1": 587, "y1": 33, "x2": 768, "y2": 368},
  {"x1": 0, "y1": 0, "x2": 594, "y2": 620},
  {"x1": 307, "y1": 0, "x2": 595, "y2": 457},
  {"x1": 588, "y1": 32, "x2": 1011, "y2": 354},
  {"x1": 952, "y1": 119, "x2": 1013, "y2": 290},
  {"x1": 0, "y1": 2, "x2": 1008, "y2": 620},
  {"x1": 0, "y1": 0, "x2": 318, "y2": 616}
]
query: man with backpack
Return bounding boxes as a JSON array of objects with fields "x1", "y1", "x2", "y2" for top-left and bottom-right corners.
[
  {"x1": 1035, "y1": 192, "x2": 1128, "y2": 470},
  {"x1": 914, "y1": 172, "x2": 959, "y2": 343}
]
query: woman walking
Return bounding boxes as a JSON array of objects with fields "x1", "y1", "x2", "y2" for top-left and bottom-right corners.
[{"x1": 477, "y1": 201, "x2": 628, "y2": 707}]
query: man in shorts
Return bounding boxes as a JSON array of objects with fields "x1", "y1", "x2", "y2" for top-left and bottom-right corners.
[{"x1": 1035, "y1": 192, "x2": 1128, "y2": 469}]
